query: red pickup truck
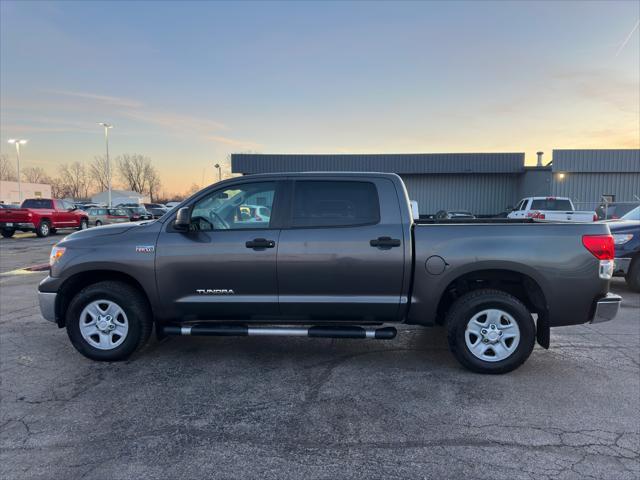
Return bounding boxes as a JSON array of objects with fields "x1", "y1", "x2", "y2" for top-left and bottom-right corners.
[{"x1": 0, "y1": 199, "x2": 89, "y2": 238}]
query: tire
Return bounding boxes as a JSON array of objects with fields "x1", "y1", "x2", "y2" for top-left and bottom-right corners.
[
  {"x1": 446, "y1": 289, "x2": 536, "y2": 374},
  {"x1": 36, "y1": 220, "x2": 51, "y2": 238},
  {"x1": 1, "y1": 228, "x2": 16, "y2": 238},
  {"x1": 95, "y1": 220, "x2": 103, "y2": 226},
  {"x1": 66, "y1": 281, "x2": 153, "y2": 361},
  {"x1": 626, "y1": 258, "x2": 640, "y2": 293},
  {"x1": 79, "y1": 218, "x2": 88, "y2": 230}
]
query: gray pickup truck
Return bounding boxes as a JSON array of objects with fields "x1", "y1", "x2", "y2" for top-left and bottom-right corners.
[{"x1": 38, "y1": 172, "x2": 621, "y2": 373}]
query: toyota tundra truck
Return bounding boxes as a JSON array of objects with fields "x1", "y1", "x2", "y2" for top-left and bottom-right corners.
[
  {"x1": 0, "y1": 198, "x2": 89, "y2": 238},
  {"x1": 37, "y1": 173, "x2": 621, "y2": 373}
]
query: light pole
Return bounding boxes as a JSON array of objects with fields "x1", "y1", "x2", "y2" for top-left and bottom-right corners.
[
  {"x1": 98, "y1": 123, "x2": 113, "y2": 207},
  {"x1": 7, "y1": 139, "x2": 27, "y2": 204},
  {"x1": 214, "y1": 163, "x2": 222, "y2": 182}
]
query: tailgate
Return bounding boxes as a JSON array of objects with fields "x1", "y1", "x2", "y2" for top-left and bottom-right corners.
[
  {"x1": 0, "y1": 208, "x2": 31, "y2": 222},
  {"x1": 541, "y1": 211, "x2": 594, "y2": 222}
]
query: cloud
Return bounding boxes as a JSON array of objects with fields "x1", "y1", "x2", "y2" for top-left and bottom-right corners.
[
  {"x1": 5, "y1": 89, "x2": 260, "y2": 149},
  {"x1": 553, "y1": 69, "x2": 640, "y2": 114},
  {"x1": 43, "y1": 89, "x2": 143, "y2": 108},
  {"x1": 122, "y1": 110, "x2": 227, "y2": 134},
  {"x1": 205, "y1": 135, "x2": 261, "y2": 150}
]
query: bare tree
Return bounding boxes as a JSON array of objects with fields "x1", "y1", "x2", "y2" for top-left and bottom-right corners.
[
  {"x1": 146, "y1": 168, "x2": 162, "y2": 202},
  {"x1": 49, "y1": 176, "x2": 68, "y2": 198},
  {"x1": 89, "y1": 156, "x2": 111, "y2": 193},
  {"x1": 21, "y1": 166, "x2": 47, "y2": 184},
  {"x1": 59, "y1": 162, "x2": 92, "y2": 200},
  {"x1": 118, "y1": 154, "x2": 150, "y2": 194},
  {"x1": 117, "y1": 154, "x2": 161, "y2": 200},
  {"x1": 0, "y1": 154, "x2": 17, "y2": 181}
]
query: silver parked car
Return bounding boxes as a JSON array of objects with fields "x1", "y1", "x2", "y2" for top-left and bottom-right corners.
[{"x1": 87, "y1": 208, "x2": 130, "y2": 226}]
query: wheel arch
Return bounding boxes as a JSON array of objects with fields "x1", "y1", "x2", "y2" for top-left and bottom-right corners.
[
  {"x1": 55, "y1": 270, "x2": 152, "y2": 327},
  {"x1": 435, "y1": 268, "x2": 548, "y2": 322}
]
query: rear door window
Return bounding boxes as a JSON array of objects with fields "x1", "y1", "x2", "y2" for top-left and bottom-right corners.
[
  {"x1": 531, "y1": 199, "x2": 573, "y2": 211},
  {"x1": 291, "y1": 181, "x2": 380, "y2": 228},
  {"x1": 21, "y1": 199, "x2": 53, "y2": 209}
]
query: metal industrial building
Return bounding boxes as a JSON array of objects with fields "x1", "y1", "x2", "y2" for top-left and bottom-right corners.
[{"x1": 231, "y1": 149, "x2": 639, "y2": 216}]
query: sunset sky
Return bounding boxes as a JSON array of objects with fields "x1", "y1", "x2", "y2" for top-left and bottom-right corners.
[{"x1": 1, "y1": 1, "x2": 638, "y2": 195}]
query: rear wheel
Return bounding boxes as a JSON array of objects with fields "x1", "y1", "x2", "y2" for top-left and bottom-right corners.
[
  {"x1": 626, "y1": 258, "x2": 640, "y2": 293},
  {"x1": 95, "y1": 220, "x2": 103, "y2": 226},
  {"x1": 1, "y1": 228, "x2": 16, "y2": 238},
  {"x1": 66, "y1": 281, "x2": 152, "y2": 361},
  {"x1": 79, "y1": 218, "x2": 88, "y2": 230},
  {"x1": 446, "y1": 289, "x2": 535, "y2": 374},
  {"x1": 36, "y1": 220, "x2": 51, "y2": 237}
]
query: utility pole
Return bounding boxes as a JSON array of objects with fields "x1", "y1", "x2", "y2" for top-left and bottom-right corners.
[
  {"x1": 214, "y1": 163, "x2": 222, "y2": 182},
  {"x1": 7, "y1": 139, "x2": 27, "y2": 204},
  {"x1": 98, "y1": 123, "x2": 113, "y2": 206}
]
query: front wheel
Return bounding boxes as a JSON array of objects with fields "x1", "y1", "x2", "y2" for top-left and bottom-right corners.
[
  {"x1": 446, "y1": 289, "x2": 535, "y2": 374},
  {"x1": 66, "y1": 281, "x2": 153, "y2": 361},
  {"x1": 1, "y1": 228, "x2": 16, "y2": 238},
  {"x1": 79, "y1": 218, "x2": 88, "y2": 230},
  {"x1": 95, "y1": 220, "x2": 103, "y2": 226}
]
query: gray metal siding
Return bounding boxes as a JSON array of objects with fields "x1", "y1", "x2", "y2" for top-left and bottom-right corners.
[
  {"x1": 518, "y1": 168, "x2": 552, "y2": 199},
  {"x1": 553, "y1": 149, "x2": 640, "y2": 173},
  {"x1": 232, "y1": 153, "x2": 525, "y2": 174},
  {"x1": 400, "y1": 174, "x2": 519, "y2": 215},
  {"x1": 552, "y1": 172, "x2": 640, "y2": 204}
]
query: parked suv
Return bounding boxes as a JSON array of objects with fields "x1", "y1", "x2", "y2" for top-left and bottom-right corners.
[{"x1": 87, "y1": 208, "x2": 130, "y2": 226}]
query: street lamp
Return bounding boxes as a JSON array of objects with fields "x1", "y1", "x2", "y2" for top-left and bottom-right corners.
[
  {"x1": 98, "y1": 123, "x2": 113, "y2": 207},
  {"x1": 7, "y1": 139, "x2": 27, "y2": 203},
  {"x1": 214, "y1": 163, "x2": 222, "y2": 182}
]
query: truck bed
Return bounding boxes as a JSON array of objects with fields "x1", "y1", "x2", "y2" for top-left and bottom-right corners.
[{"x1": 408, "y1": 220, "x2": 611, "y2": 327}]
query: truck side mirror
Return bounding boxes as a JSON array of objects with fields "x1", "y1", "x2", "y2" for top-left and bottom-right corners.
[{"x1": 174, "y1": 207, "x2": 191, "y2": 230}]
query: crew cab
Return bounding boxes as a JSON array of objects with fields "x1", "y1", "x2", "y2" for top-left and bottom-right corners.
[
  {"x1": 508, "y1": 196, "x2": 597, "y2": 222},
  {"x1": 38, "y1": 173, "x2": 621, "y2": 373},
  {"x1": 0, "y1": 198, "x2": 89, "y2": 238}
]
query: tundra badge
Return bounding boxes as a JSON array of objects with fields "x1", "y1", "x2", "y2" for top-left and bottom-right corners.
[
  {"x1": 196, "y1": 289, "x2": 235, "y2": 295},
  {"x1": 135, "y1": 245, "x2": 155, "y2": 253}
]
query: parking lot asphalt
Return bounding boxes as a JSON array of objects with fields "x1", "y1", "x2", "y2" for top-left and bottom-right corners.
[{"x1": 0, "y1": 234, "x2": 638, "y2": 480}]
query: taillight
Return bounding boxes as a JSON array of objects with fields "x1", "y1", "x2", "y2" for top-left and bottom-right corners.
[
  {"x1": 593, "y1": 213, "x2": 597, "y2": 222},
  {"x1": 582, "y1": 235, "x2": 614, "y2": 260}
]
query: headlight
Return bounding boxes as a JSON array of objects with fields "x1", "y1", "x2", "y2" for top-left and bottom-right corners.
[
  {"x1": 49, "y1": 245, "x2": 66, "y2": 266},
  {"x1": 613, "y1": 234, "x2": 633, "y2": 245}
]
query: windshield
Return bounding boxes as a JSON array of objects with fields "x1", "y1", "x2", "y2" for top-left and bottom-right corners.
[{"x1": 621, "y1": 206, "x2": 640, "y2": 221}]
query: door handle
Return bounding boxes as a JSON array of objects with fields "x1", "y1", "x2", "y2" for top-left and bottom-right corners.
[
  {"x1": 246, "y1": 238, "x2": 276, "y2": 249},
  {"x1": 370, "y1": 236, "x2": 401, "y2": 249}
]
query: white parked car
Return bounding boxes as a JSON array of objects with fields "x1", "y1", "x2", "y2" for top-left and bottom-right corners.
[{"x1": 508, "y1": 197, "x2": 596, "y2": 222}]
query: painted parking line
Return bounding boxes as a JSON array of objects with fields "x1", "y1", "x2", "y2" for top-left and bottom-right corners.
[{"x1": 1, "y1": 263, "x2": 49, "y2": 276}]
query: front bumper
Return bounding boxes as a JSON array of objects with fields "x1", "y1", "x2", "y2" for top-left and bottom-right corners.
[
  {"x1": 613, "y1": 257, "x2": 632, "y2": 275},
  {"x1": 38, "y1": 291, "x2": 57, "y2": 322},
  {"x1": 591, "y1": 293, "x2": 622, "y2": 324}
]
